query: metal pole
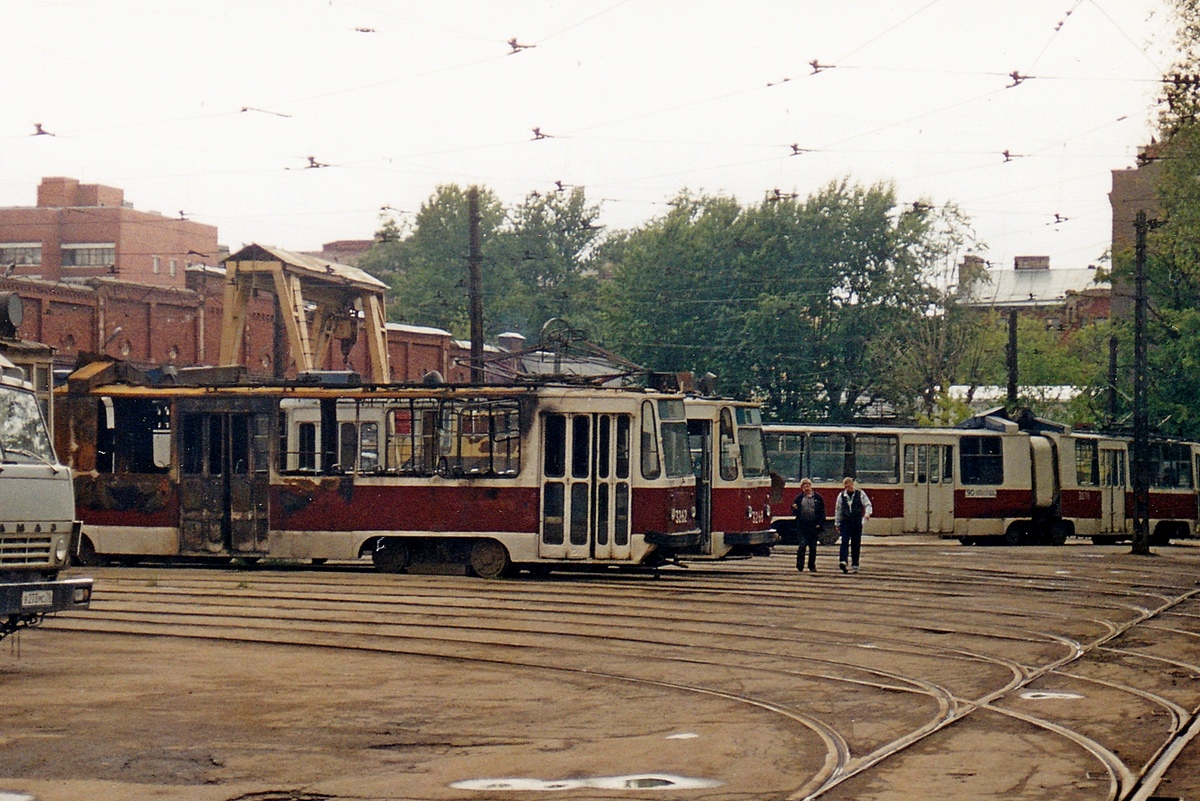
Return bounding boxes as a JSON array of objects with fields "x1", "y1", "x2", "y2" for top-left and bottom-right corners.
[
  {"x1": 1131, "y1": 211, "x2": 1151, "y2": 555},
  {"x1": 1106, "y1": 335, "x2": 1118, "y2": 428},
  {"x1": 467, "y1": 187, "x2": 484, "y2": 384}
]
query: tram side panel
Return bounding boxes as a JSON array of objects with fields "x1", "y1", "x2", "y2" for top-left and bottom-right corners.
[{"x1": 58, "y1": 390, "x2": 183, "y2": 562}]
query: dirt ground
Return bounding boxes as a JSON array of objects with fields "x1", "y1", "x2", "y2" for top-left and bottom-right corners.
[{"x1": 4, "y1": 544, "x2": 1200, "y2": 801}]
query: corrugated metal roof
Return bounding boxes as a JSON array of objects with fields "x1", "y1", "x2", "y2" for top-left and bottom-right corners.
[
  {"x1": 962, "y1": 267, "x2": 1107, "y2": 307},
  {"x1": 225, "y1": 243, "x2": 387, "y2": 292}
]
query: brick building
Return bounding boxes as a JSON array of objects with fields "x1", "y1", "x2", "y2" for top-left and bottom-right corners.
[{"x1": 0, "y1": 177, "x2": 221, "y2": 287}]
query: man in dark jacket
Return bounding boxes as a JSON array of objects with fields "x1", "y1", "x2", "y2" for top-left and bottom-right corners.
[{"x1": 791, "y1": 478, "x2": 826, "y2": 573}]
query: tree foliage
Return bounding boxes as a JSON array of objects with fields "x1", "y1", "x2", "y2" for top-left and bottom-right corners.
[
  {"x1": 597, "y1": 180, "x2": 976, "y2": 421},
  {"x1": 358, "y1": 184, "x2": 602, "y2": 341}
]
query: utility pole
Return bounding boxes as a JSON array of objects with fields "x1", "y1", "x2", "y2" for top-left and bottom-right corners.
[
  {"x1": 467, "y1": 186, "x2": 484, "y2": 384},
  {"x1": 1006, "y1": 309, "x2": 1018, "y2": 408},
  {"x1": 1106, "y1": 335, "x2": 1118, "y2": 427},
  {"x1": 1131, "y1": 211, "x2": 1151, "y2": 555}
]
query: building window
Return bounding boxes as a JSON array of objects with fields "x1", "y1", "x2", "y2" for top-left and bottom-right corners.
[
  {"x1": 169, "y1": 258, "x2": 177, "y2": 277},
  {"x1": 61, "y1": 243, "x2": 115, "y2": 267},
  {"x1": 0, "y1": 243, "x2": 42, "y2": 266},
  {"x1": 152, "y1": 256, "x2": 161, "y2": 274}
]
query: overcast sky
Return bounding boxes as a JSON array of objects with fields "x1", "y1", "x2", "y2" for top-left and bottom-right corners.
[{"x1": 1, "y1": 0, "x2": 1175, "y2": 272}]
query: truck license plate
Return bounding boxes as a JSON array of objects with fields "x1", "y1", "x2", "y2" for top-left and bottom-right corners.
[{"x1": 21, "y1": 590, "x2": 53, "y2": 608}]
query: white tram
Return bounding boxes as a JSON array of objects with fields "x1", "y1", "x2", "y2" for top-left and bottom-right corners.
[{"x1": 765, "y1": 410, "x2": 1200, "y2": 546}]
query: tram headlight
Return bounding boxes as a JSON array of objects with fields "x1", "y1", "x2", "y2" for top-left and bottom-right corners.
[{"x1": 54, "y1": 535, "x2": 69, "y2": 565}]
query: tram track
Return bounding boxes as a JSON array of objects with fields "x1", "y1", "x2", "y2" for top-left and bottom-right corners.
[{"x1": 30, "y1": 547, "x2": 1200, "y2": 801}]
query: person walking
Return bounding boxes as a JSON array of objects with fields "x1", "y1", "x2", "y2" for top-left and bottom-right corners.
[
  {"x1": 834, "y1": 476, "x2": 872, "y2": 574},
  {"x1": 791, "y1": 478, "x2": 826, "y2": 573}
]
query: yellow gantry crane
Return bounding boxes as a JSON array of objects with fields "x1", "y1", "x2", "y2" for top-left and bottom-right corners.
[{"x1": 219, "y1": 243, "x2": 390, "y2": 382}]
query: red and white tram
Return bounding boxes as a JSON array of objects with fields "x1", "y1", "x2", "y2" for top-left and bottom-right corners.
[
  {"x1": 57, "y1": 363, "x2": 705, "y2": 576},
  {"x1": 764, "y1": 412, "x2": 1200, "y2": 546},
  {"x1": 683, "y1": 397, "x2": 776, "y2": 558}
]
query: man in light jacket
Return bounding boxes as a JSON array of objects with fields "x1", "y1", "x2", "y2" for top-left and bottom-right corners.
[{"x1": 833, "y1": 476, "x2": 872, "y2": 574}]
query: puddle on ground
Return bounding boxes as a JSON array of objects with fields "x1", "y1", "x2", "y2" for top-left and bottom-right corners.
[
  {"x1": 665, "y1": 732, "x2": 699, "y2": 740},
  {"x1": 451, "y1": 773, "x2": 723, "y2": 791},
  {"x1": 0, "y1": 793, "x2": 33, "y2": 801},
  {"x1": 1020, "y1": 690, "x2": 1084, "y2": 700}
]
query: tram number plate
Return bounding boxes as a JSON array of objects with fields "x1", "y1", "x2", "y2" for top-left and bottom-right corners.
[{"x1": 21, "y1": 590, "x2": 53, "y2": 608}]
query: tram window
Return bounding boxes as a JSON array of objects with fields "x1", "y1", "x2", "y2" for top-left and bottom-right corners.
[
  {"x1": 1103, "y1": 449, "x2": 1127, "y2": 487},
  {"x1": 252, "y1": 414, "x2": 270, "y2": 474},
  {"x1": 662, "y1": 419, "x2": 692, "y2": 478},
  {"x1": 230, "y1": 415, "x2": 250, "y2": 474},
  {"x1": 437, "y1": 400, "x2": 523, "y2": 477},
  {"x1": 763, "y1": 432, "x2": 804, "y2": 481},
  {"x1": 297, "y1": 422, "x2": 317, "y2": 472},
  {"x1": 207, "y1": 415, "x2": 225, "y2": 475},
  {"x1": 735, "y1": 406, "x2": 762, "y2": 427},
  {"x1": 1075, "y1": 440, "x2": 1099, "y2": 487},
  {"x1": 1151, "y1": 441, "x2": 1193, "y2": 488},
  {"x1": 181, "y1": 415, "x2": 204, "y2": 475},
  {"x1": 339, "y1": 422, "x2": 358, "y2": 473},
  {"x1": 809, "y1": 434, "x2": 850, "y2": 483},
  {"x1": 359, "y1": 422, "x2": 379, "y2": 472},
  {"x1": 960, "y1": 436, "x2": 1003, "y2": 485},
  {"x1": 657, "y1": 399, "x2": 691, "y2": 478},
  {"x1": 719, "y1": 408, "x2": 738, "y2": 481},
  {"x1": 572, "y1": 416, "x2": 591, "y2": 478},
  {"x1": 903, "y1": 444, "x2": 915, "y2": 483},
  {"x1": 641, "y1": 401, "x2": 661, "y2": 479},
  {"x1": 597, "y1": 416, "x2": 611, "y2": 479},
  {"x1": 615, "y1": 415, "x2": 631, "y2": 479},
  {"x1": 596, "y1": 483, "x2": 610, "y2": 546},
  {"x1": 615, "y1": 482, "x2": 630, "y2": 546},
  {"x1": 387, "y1": 403, "x2": 438, "y2": 475},
  {"x1": 855, "y1": 435, "x2": 899, "y2": 484},
  {"x1": 544, "y1": 414, "x2": 567, "y2": 478},
  {"x1": 95, "y1": 398, "x2": 171, "y2": 474},
  {"x1": 570, "y1": 483, "x2": 589, "y2": 544},
  {"x1": 739, "y1": 425, "x2": 767, "y2": 478},
  {"x1": 542, "y1": 482, "x2": 565, "y2": 545}
]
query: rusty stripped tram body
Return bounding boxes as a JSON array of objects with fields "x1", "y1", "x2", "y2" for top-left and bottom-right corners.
[
  {"x1": 1, "y1": 325, "x2": 92, "y2": 641},
  {"x1": 57, "y1": 362, "x2": 775, "y2": 576}
]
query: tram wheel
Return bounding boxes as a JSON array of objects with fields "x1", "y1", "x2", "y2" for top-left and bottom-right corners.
[
  {"x1": 1003, "y1": 523, "x2": 1028, "y2": 546},
  {"x1": 469, "y1": 539, "x2": 510, "y2": 579},
  {"x1": 372, "y1": 538, "x2": 409, "y2": 573}
]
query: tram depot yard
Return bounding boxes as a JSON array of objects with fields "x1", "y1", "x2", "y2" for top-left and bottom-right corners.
[{"x1": 2, "y1": 539, "x2": 1199, "y2": 801}]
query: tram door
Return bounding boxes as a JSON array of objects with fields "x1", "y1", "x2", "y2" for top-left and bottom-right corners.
[
  {"x1": 179, "y1": 400, "x2": 272, "y2": 555},
  {"x1": 687, "y1": 419, "x2": 713, "y2": 554},
  {"x1": 540, "y1": 412, "x2": 632, "y2": 561},
  {"x1": 1100, "y1": 446, "x2": 1128, "y2": 534},
  {"x1": 903, "y1": 443, "x2": 955, "y2": 533}
]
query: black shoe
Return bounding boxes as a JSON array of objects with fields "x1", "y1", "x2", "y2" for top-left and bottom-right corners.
[
  {"x1": 808, "y1": 566, "x2": 817, "y2": 573},
  {"x1": 839, "y1": 562, "x2": 848, "y2": 573}
]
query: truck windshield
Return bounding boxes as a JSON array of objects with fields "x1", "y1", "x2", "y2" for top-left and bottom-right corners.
[{"x1": 0, "y1": 385, "x2": 55, "y2": 464}]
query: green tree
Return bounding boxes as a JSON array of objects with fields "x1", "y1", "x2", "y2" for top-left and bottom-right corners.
[
  {"x1": 599, "y1": 180, "x2": 968, "y2": 421},
  {"x1": 359, "y1": 184, "x2": 604, "y2": 343}
]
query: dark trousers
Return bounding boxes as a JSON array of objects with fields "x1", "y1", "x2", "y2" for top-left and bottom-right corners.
[
  {"x1": 796, "y1": 524, "x2": 819, "y2": 570},
  {"x1": 797, "y1": 540, "x2": 818, "y2": 570},
  {"x1": 839, "y1": 522, "x2": 862, "y2": 566}
]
